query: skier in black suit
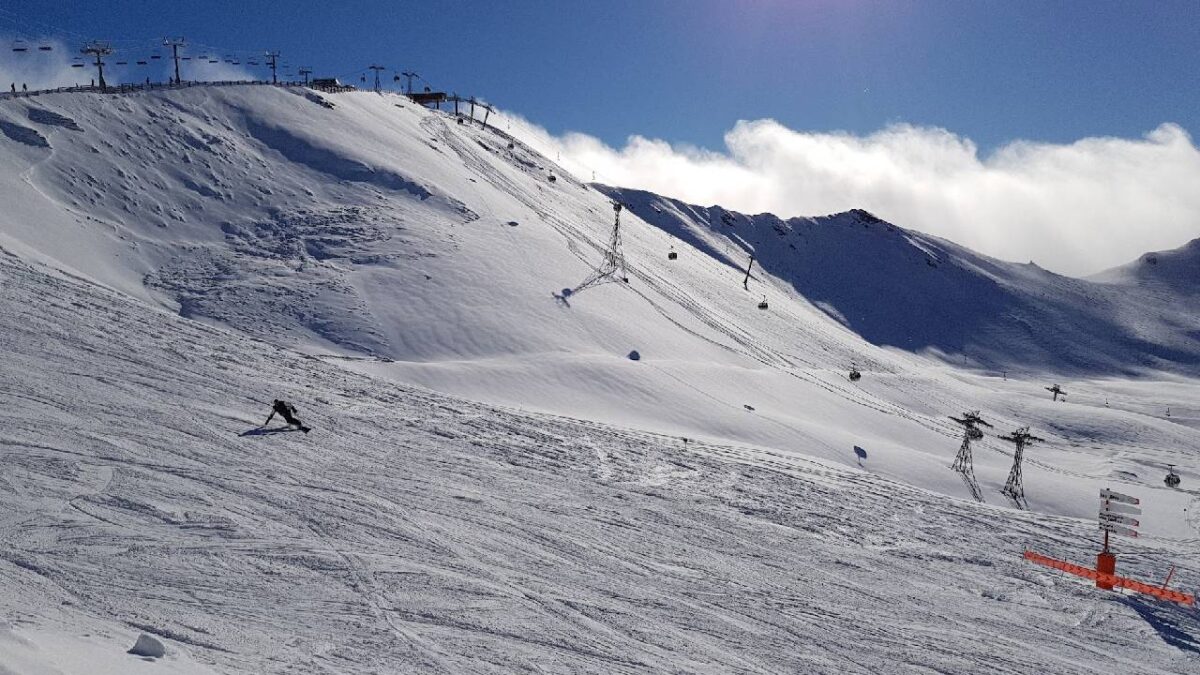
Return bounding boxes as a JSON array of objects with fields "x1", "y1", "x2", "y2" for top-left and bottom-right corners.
[{"x1": 264, "y1": 399, "x2": 310, "y2": 433}]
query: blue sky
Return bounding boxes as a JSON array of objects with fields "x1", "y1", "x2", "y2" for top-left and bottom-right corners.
[
  {"x1": 3, "y1": 1, "x2": 1200, "y2": 274},
  {"x1": 1, "y1": 0, "x2": 1197, "y2": 154}
]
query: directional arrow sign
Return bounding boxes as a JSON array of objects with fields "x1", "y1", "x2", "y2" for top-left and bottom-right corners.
[
  {"x1": 1100, "y1": 522, "x2": 1139, "y2": 537},
  {"x1": 1099, "y1": 512, "x2": 1140, "y2": 527},
  {"x1": 1101, "y1": 500, "x2": 1141, "y2": 516},
  {"x1": 1100, "y1": 488, "x2": 1139, "y2": 505}
]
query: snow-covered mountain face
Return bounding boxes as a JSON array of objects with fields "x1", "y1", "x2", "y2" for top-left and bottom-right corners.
[
  {"x1": 1, "y1": 85, "x2": 1199, "y2": 673},
  {"x1": 1092, "y1": 236, "x2": 1200, "y2": 294},
  {"x1": 1, "y1": 83, "x2": 1198, "y2": 515},
  {"x1": 604, "y1": 186, "x2": 1200, "y2": 376}
]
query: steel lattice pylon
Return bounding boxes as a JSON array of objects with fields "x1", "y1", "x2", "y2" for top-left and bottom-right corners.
[
  {"x1": 570, "y1": 202, "x2": 629, "y2": 296},
  {"x1": 999, "y1": 426, "x2": 1044, "y2": 506},
  {"x1": 950, "y1": 411, "x2": 991, "y2": 502}
]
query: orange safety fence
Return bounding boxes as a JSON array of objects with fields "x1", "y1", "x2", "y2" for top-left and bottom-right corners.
[{"x1": 1024, "y1": 550, "x2": 1194, "y2": 606}]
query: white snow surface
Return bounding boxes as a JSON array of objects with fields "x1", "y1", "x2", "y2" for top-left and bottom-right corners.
[{"x1": 0, "y1": 84, "x2": 1197, "y2": 673}]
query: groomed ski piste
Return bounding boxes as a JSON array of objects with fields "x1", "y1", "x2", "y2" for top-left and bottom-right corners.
[{"x1": 0, "y1": 83, "x2": 1197, "y2": 673}]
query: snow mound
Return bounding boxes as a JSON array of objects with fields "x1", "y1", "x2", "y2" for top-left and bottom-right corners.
[{"x1": 127, "y1": 634, "x2": 165, "y2": 658}]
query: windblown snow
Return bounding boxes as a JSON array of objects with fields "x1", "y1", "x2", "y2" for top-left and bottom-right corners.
[{"x1": 0, "y1": 84, "x2": 1197, "y2": 674}]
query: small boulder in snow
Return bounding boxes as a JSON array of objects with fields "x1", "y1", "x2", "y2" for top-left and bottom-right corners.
[
  {"x1": 627, "y1": 350, "x2": 640, "y2": 361},
  {"x1": 128, "y1": 633, "x2": 166, "y2": 658}
]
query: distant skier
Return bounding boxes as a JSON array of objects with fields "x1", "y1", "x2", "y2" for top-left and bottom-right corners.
[{"x1": 264, "y1": 399, "x2": 310, "y2": 433}]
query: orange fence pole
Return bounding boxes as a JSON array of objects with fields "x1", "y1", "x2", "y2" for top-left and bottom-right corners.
[{"x1": 1023, "y1": 550, "x2": 1194, "y2": 606}]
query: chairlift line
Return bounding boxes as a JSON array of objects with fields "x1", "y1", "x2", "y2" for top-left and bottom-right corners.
[{"x1": 1165, "y1": 464, "x2": 1181, "y2": 488}]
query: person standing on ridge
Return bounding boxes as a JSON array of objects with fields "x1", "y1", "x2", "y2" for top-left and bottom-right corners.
[{"x1": 263, "y1": 399, "x2": 310, "y2": 433}]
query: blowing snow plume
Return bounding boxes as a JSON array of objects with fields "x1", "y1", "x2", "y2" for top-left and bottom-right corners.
[
  {"x1": 0, "y1": 37, "x2": 89, "y2": 90},
  {"x1": 501, "y1": 113, "x2": 1200, "y2": 277}
]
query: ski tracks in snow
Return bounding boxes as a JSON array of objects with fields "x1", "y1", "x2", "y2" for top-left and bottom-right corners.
[{"x1": 0, "y1": 245, "x2": 1198, "y2": 672}]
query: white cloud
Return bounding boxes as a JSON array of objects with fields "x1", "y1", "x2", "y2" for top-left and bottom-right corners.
[{"x1": 499, "y1": 112, "x2": 1200, "y2": 277}]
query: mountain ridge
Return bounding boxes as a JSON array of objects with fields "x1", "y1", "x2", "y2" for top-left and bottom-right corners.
[{"x1": 601, "y1": 185, "x2": 1200, "y2": 376}]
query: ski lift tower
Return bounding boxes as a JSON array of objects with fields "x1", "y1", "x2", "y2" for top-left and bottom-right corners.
[
  {"x1": 743, "y1": 254, "x2": 755, "y2": 290},
  {"x1": 264, "y1": 51, "x2": 280, "y2": 84},
  {"x1": 569, "y1": 201, "x2": 630, "y2": 296},
  {"x1": 950, "y1": 411, "x2": 992, "y2": 474},
  {"x1": 999, "y1": 426, "x2": 1043, "y2": 505},
  {"x1": 1046, "y1": 384, "x2": 1066, "y2": 401},
  {"x1": 401, "y1": 70, "x2": 418, "y2": 95},
  {"x1": 162, "y1": 37, "x2": 187, "y2": 84},
  {"x1": 368, "y1": 64, "x2": 386, "y2": 92},
  {"x1": 81, "y1": 41, "x2": 113, "y2": 92}
]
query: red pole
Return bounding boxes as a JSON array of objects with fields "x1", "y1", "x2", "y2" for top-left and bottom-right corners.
[
  {"x1": 1096, "y1": 550, "x2": 1116, "y2": 590},
  {"x1": 1162, "y1": 565, "x2": 1177, "y2": 590}
]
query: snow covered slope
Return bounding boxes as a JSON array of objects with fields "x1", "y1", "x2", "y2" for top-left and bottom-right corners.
[
  {"x1": 1, "y1": 236, "x2": 1198, "y2": 674},
  {"x1": 1092, "y1": 236, "x2": 1200, "y2": 295},
  {"x1": 0, "y1": 85, "x2": 1198, "y2": 673},
  {"x1": 604, "y1": 186, "x2": 1200, "y2": 376}
]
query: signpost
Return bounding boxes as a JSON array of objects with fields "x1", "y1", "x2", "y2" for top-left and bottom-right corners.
[
  {"x1": 1097, "y1": 488, "x2": 1140, "y2": 588},
  {"x1": 1100, "y1": 488, "x2": 1139, "y2": 504},
  {"x1": 1022, "y1": 487, "x2": 1193, "y2": 606}
]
